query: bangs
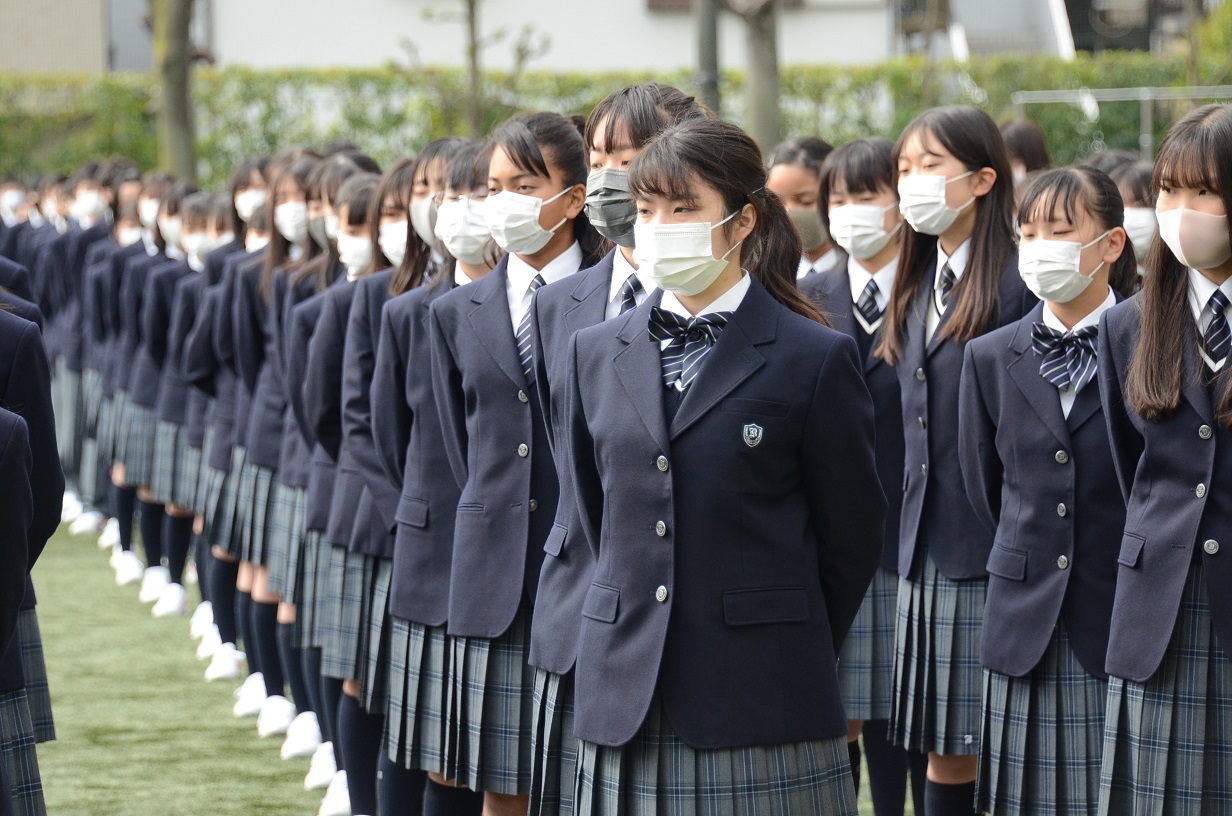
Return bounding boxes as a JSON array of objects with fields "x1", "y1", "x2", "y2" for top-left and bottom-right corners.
[
  {"x1": 374, "y1": 158, "x2": 415, "y2": 212},
  {"x1": 447, "y1": 143, "x2": 486, "y2": 192},
  {"x1": 628, "y1": 142, "x2": 700, "y2": 206},
  {"x1": 1017, "y1": 168, "x2": 1084, "y2": 227},
  {"x1": 493, "y1": 121, "x2": 551, "y2": 180},
  {"x1": 1154, "y1": 134, "x2": 1220, "y2": 193}
]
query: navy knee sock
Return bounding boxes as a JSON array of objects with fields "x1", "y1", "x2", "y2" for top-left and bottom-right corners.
[
  {"x1": 924, "y1": 779, "x2": 976, "y2": 816},
  {"x1": 303, "y1": 648, "x2": 326, "y2": 736},
  {"x1": 163, "y1": 514, "x2": 194, "y2": 585},
  {"x1": 337, "y1": 693, "x2": 383, "y2": 815},
  {"x1": 848, "y1": 738, "x2": 862, "y2": 795},
  {"x1": 251, "y1": 600, "x2": 284, "y2": 697},
  {"x1": 861, "y1": 720, "x2": 909, "y2": 816},
  {"x1": 194, "y1": 534, "x2": 210, "y2": 605},
  {"x1": 277, "y1": 622, "x2": 312, "y2": 712},
  {"x1": 211, "y1": 558, "x2": 240, "y2": 645},
  {"x1": 909, "y1": 750, "x2": 928, "y2": 816},
  {"x1": 321, "y1": 676, "x2": 343, "y2": 763},
  {"x1": 376, "y1": 753, "x2": 425, "y2": 816},
  {"x1": 138, "y1": 500, "x2": 165, "y2": 568},
  {"x1": 112, "y1": 485, "x2": 136, "y2": 551},
  {"x1": 236, "y1": 591, "x2": 257, "y2": 673},
  {"x1": 423, "y1": 778, "x2": 483, "y2": 816}
]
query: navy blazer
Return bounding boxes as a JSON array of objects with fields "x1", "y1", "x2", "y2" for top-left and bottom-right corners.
[
  {"x1": 276, "y1": 275, "x2": 319, "y2": 491},
  {"x1": 1097, "y1": 297, "x2": 1232, "y2": 681},
  {"x1": 373, "y1": 280, "x2": 464, "y2": 625},
  {"x1": 290, "y1": 289, "x2": 337, "y2": 533},
  {"x1": 0, "y1": 293, "x2": 42, "y2": 330},
  {"x1": 237, "y1": 263, "x2": 288, "y2": 471},
  {"x1": 429, "y1": 256, "x2": 560, "y2": 639},
  {"x1": 895, "y1": 250, "x2": 1036, "y2": 579},
  {"x1": 527, "y1": 250, "x2": 614, "y2": 674},
  {"x1": 565, "y1": 278, "x2": 884, "y2": 748},
  {"x1": 33, "y1": 227, "x2": 72, "y2": 362},
  {"x1": 0, "y1": 407, "x2": 31, "y2": 657},
  {"x1": 60, "y1": 223, "x2": 111, "y2": 372},
  {"x1": 801, "y1": 268, "x2": 905, "y2": 574},
  {"x1": 218, "y1": 252, "x2": 265, "y2": 452},
  {"x1": 129, "y1": 259, "x2": 189, "y2": 409},
  {"x1": 151, "y1": 263, "x2": 195, "y2": 425},
  {"x1": 960, "y1": 300, "x2": 1125, "y2": 679},
  {"x1": 0, "y1": 257, "x2": 33, "y2": 303}
]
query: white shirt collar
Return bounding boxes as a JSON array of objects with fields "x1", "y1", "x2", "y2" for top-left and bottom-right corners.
[
  {"x1": 797, "y1": 246, "x2": 841, "y2": 280},
  {"x1": 507, "y1": 241, "x2": 582, "y2": 325},
  {"x1": 454, "y1": 267, "x2": 473, "y2": 287},
  {"x1": 847, "y1": 255, "x2": 898, "y2": 309},
  {"x1": 1041, "y1": 286, "x2": 1115, "y2": 335},
  {"x1": 1187, "y1": 266, "x2": 1232, "y2": 330},
  {"x1": 937, "y1": 238, "x2": 971, "y2": 283},
  {"x1": 607, "y1": 248, "x2": 653, "y2": 309},
  {"x1": 660, "y1": 272, "x2": 751, "y2": 321}
]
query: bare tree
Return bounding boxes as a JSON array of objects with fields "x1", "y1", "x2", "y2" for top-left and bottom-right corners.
[
  {"x1": 725, "y1": 0, "x2": 780, "y2": 153},
  {"x1": 150, "y1": 0, "x2": 197, "y2": 182}
]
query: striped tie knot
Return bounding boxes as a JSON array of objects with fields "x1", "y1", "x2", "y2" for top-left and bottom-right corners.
[
  {"x1": 1202, "y1": 289, "x2": 1232, "y2": 374},
  {"x1": 855, "y1": 278, "x2": 882, "y2": 333},
  {"x1": 938, "y1": 262, "x2": 957, "y2": 308},
  {"x1": 649, "y1": 307, "x2": 732, "y2": 391},
  {"x1": 1031, "y1": 323, "x2": 1099, "y2": 394},
  {"x1": 515, "y1": 274, "x2": 546, "y2": 384},
  {"x1": 619, "y1": 273, "x2": 644, "y2": 315}
]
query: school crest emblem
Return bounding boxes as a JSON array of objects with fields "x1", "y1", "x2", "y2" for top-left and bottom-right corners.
[{"x1": 743, "y1": 423, "x2": 763, "y2": 448}]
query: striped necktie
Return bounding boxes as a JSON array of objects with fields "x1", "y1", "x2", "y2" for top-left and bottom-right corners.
[
  {"x1": 515, "y1": 273, "x2": 545, "y2": 384},
  {"x1": 1032, "y1": 323, "x2": 1099, "y2": 394},
  {"x1": 1202, "y1": 289, "x2": 1231, "y2": 373},
  {"x1": 855, "y1": 278, "x2": 882, "y2": 334},
  {"x1": 937, "y1": 261, "x2": 957, "y2": 309},
  {"x1": 619, "y1": 273, "x2": 644, "y2": 315},
  {"x1": 648, "y1": 307, "x2": 732, "y2": 392}
]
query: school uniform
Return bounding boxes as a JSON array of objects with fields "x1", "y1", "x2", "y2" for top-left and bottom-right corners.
[
  {"x1": 428, "y1": 245, "x2": 580, "y2": 794},
  {"x1": 117, "y1": 250, "x2": 172, "y2": 488},
  {"x1": 800, "y1": 259, "x2": 904, "y2": 724},
  {"x1": 889, "y1": 241, "x2": 1035, "y2": 756},
  {"x1": 105, "y1": 247, "x2": 159, "y2": 479},
  {"x1": 148, "y1": 260, "x2": 195, "y2": 508},
  {"x1": 959, "y1": 293, "x2": 1123, "y2": 816},
  {"x1": 797, "y1": 245, "x2": 847, "y2": 280},
  {"x1": 0, "y1": 258, "x2": 34, "y2": 305},
  {"x1": 0, "y1": 409, "x2": 31, "y2": 657},
  {"x1": 562, "y1": 275, "x2": 882, "y2": 814},
  {"x1": 1096, "y1": 272, "x2": 1232, "y2": 814}
]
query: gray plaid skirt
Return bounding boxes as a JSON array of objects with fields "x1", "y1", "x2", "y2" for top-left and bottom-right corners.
[
  {"x1": 294, "y1": 529, "x2": 325, "y2": 650},
  {"x1": 96, "y1": 394, "x2": 117, "y2": 465},
  {"x1": 263, "y1": 483, "x2": 297, "y2": 597},
  {"x1": 77, "y1": 370, "x2": 103, "y2": 506},
  {"x1": 575, "y1": 696, "x2": 858, "y2": 816},
  {"x1": 193, "y1": 429, "x2": 215, "y2": 514},
  {"x1": 52, "y1": 360, "x2": 81, "y2": 477},
  {"x1": 237, "y1": 461, "x2": 279, "y2": 566},
  {"x1": 109, "y1": 390, "x2": 130, "y2": 465},
  {"x1": 978, "y1": 623, "x2": 1105, "y2": 816},
  {"x1": 530, "y1": 669, "x2": 577, "y2": 816},
  {"x1": 1099, "y1": 562, "x2": 1232, "y2": 816},
  {"x1": 180, "y1": 445, "x2": 203, "y2": 514},
  {"x1": 358, "y1": 556, "x2": 393, "y2": 715},
  {"x1": 891, "y1": 547, "x2": 986, "y2": 756},
  {"x1": 201, "y1": 465, "x2": 236, "y2": 556},
  {"x1": 274, "y1": 487, "x2": 306, "y2": 603},
  {"x1": 449, "y1": 600, "x2": 537, "y2": 795},
  {"x1": 120, "y1": 402, "x2": 157, "y2": 488},
  {"x1": 150, "y1": 420, "x2": 184, "y2": 507},
  {"x1": 0, "y1": 689, "x2": 44, "y2": 816},
  {"x1": 386, "y1": 617, "x2": 453, "y2": 775},
  {"x1": 838, "y1": 565, "x2": 899, "y2": 722},
  {"x1": 16, "y1": 611, "x2": 52, "y2": 745},
  {"x1": 320, "y1": 545, "x2": 372, "y2": 681}
]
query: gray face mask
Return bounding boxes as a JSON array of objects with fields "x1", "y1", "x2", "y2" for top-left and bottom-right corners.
[
  {"x1": 307, "y1": 215, "x2": 329, "y2": 249},
  {"x1": 585, "y1": 169, "x2": 638, "y2": 248}
]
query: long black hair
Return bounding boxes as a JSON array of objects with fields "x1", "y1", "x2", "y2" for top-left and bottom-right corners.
[
  {"x1": 387, "y1": 138, "x2": 472, "y2": 295},
  {"x1": 262, "y1": 154, "x2": 323, "y2": 301}
]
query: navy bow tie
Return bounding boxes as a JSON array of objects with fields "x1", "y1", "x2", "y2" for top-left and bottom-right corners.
[
  {"x1": 649, "y1": 307, "x2": 732, "y2": 391},
  {"x1": 1031, "y1": 322, "x2": 1098, "y2": 394}
]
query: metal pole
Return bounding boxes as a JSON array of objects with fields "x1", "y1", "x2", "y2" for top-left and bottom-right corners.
[
  {"x1": 697, "y1": 0, "x2": 721, "y2": 115},
  {"x1": 1139, "y1": 90, "x2": 1153, "y2": 160}
]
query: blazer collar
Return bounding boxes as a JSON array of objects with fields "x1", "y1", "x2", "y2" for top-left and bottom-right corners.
[
  {"x1": 1007, "y1": 303, "x2": 1072, "y2": 447},
  {"x1": 464, "y1": 256, "x2": 527, "y2": 388}
]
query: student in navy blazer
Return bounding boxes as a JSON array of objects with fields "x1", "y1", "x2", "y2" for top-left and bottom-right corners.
[
  {"x1": 0, "y1": 406, "x2": 31, "y2": 656},
  {"x1": 563, "y1": 119, "x2": 882, "y2": 815},
  {"x1": 959, "y1": 167, "x2": 1136, "y2": 816},
  {"x1": 0, "y1": 257, "x2": 33, "y2": 303},
  {"x1": 1095, "y1": 104, "x2": 1232, "y2": 813}
]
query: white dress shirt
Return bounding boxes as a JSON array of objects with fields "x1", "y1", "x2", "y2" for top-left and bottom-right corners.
[
  {"x1": 797, "y1": 247, "x2": 842, "y2": 280},
  {"x1": 1040, "y1": 286, "x2": 1115, "y2": 418},
  {"x1": 926, "y1": 238, "x2": 971, "y2": 342},
  {"x1": 606, "y1": 249, "x2": 654, "y2": 321},
  {"x1": 847, "y1": 256, "x2": 898, "y2": 334},
  {"x1": 506, "y1": 241, "x2": 582, "y2": 330}
]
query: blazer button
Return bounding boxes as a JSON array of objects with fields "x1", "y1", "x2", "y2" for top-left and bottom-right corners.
[
  {"x1": 1205, "y1": 539, "x2": 1220, "y2": 555},
  {"x1": 518, "y1": 390, "x2": 529, "y2": 403},
  {"x1": 656, "y1": 455, "x2": 669, "y2": 472},
  {"x1": 655, "y1": 585, "x2": 669, "y2": 603},
  {"x1": 529, "y1": 499, "x2": 538, "y2": 512},
  {"x1": 1055, "y1": 450, "x2": 1069, "y2": 464},
  {"x1": 517, "y1": 443, "x2": 529, "y2": 458},
  {"x1": 918, "y1": 417, "x2": 926, "y2": 429},
  {"x1": 1057, "y1": 503, "x2": 1067, "y2": 517},
  {"x1": 921, "y1": 463, "x2": 928, "y2": 477},
  {"x1": 915, "y1": 368, "x2": 926, "y2": 382},
  {"x1": 1200, "y1": 424, "x2": 1213, "y2": 440},
  {"x1": 655, "y1": 520, "x2": 667, "y2": 537},
  {"x1": 1056, "y1": 555, "x2": 1069, "y2": 569},
  {"x1": 1197, "y1": 483, "x2": 1207, "y2": 498}
]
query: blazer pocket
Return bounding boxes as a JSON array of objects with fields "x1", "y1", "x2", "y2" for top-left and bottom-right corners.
[
  {"x1": 1117, "y1": 532, "x2": 1146, "y2": 568},
  {"x1": 720, "y1": 397, "x2": 790, "y2": 418},
  {"x1": 723, "y1": 587, "x2": 809, "y2": 626},
  {"x1": 456, "y1": 502, "x2": 484, "y2": 512},
  {"x1": 581, "y1": 583, "x2": 619, "y2": 624},
  {"x1": 543, "y1": 523, "x2": 568, "y2": 557},
  {"x1": 985, "y1": 546, "x2": 1027, "y2": 581},
  {"x1": 395, "y1": 496, "x2": 428, "y2": 529}
]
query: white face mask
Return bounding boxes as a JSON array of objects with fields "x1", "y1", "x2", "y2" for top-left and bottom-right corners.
[
  {"x1": 631, "y1": 211, "x2": 742, "y2": 297},
  {"x1": 214, "y1": 231, "x2": 235, "y2": 251},
  {"x1": 1121, "y1": 208, "x2": 1156, "y2": 260},
  {"x1": 378, "y1": 220, "x2": 409, "y2": 267},
  {"x1": 1018, "y1": 230, "x2": 1109, "y2": 304},
  {"x1": 898, "y1": 171, "x2": 976, "y2": 236},
  {"x1": 484, "y1": 187, "x2": 570, "y2": 255},
  {"x1": 181, "y1": 232, "x2": 211, "y2": 261},
  {"x1": 234, "y1": 189, "x2": 267, "y2": 223},
  {"x1": 274, "y1": 201, "x2": 308, "y2": 244},
  {"x1": 324, "y1": 213, "x2": 340, "y2": 240},
  {"x1": 72, "y1": 189, "x2": 107, "y2": 224},
  {"x1": 410, "y1": 197, "x2": 438, "y2": 246},
  {"x1": 336, "y1": 233, "x2": 373, "y2": 281},
  {"x1": 435, "y1": 198, "x2": 495, "y2": 266},
  {"x1": 0, "y1": 190, "x2": 23, "y2": 226},
  {"x1": 138, "y1": 198, "x2": 161, "y2": 229},
  {"x1": 1156, "y1": 207, "x2": 1232, "y2": 270},
  {"x1": 246, "y1": 233, "x2": 270, "y2": 253},
  {"x1": 116, "y1": 226, "x2": 144, "y2": 248},
  {"x1": 158, "y1": 215, "x2": 182, "y2": 249},
  {"x1": 41, "y1": 198, "x2": 58, "y2": 222},
  {"x1": 828, "y1": 203, "x2": 902, "y2": 260}
]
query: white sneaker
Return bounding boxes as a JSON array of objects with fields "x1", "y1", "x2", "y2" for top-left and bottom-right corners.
[
  {"x1": 152, "y1": 583, "x2": 189, "y2": 618},
  {"x1": 257, "y1": 694, "x2": 297, "y2": 738},
  {"x1": 61, "y1": 491, "x2": 83, "y2": 523},
  {"x1": 317, "y1": 770, "x2": 351, "y2": 816},
  {"x1": 70, "y1": 510, "x2": 104, "y2": 535},
  {"x1": 114, "y1": 550, "x2": 145, "y2": 587},
  {"x1": 196, "y1": 625, "x2": 222, "y2": 661},
  {"x1": 304, "y1": 742, "x2": 337, "y2": 790},
  {"x1": 98, "y1": 517, "x2": 120, "y2": 550},
  {"x1": 190, "y1": 601, "x2": 214, "y2": 640},
  {"x1": 281, "y1": 711, "x2": 322, "y2": 759},
  {"x1": 138, "y1": 566, "x2": 171, "y2": 603},
  {"x1": 204, "y1": 642, "x2": 245, "y2": 681},
  {"x1": 185, "y1": 561, "x2": 198, "y2": 586},
  {"x1": 234, "y1": 671, "x2": 262, "y2": 699},
  {"x1": 108, "y1": 543, "x2": 122, "y2": 569},
  {"x1": 233, "y1": 673, "x2": 267, "y2": 717}
]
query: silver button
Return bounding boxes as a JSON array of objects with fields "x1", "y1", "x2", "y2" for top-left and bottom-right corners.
[
  {"x1": 517, "y1": 390, "x2": 529, "y2": 403},
  {"x1": 918, "y1": 417, "x2": 926, "y2": 429},
  {"x1": 915, "y1": 368, "x2": 926, "y2": 382},
  {"x1": 655, "y1": 585, "x2": 669, "y2": 603},
  {"x1": 656, "y1": 456, "x2": 669, "y2": 472},
  {"x1": 655, "y1": 520, "x2": 667, "y2": 537},
  {"x1": 1205, "y1": 539, "x2": 1220, "y2": 555},
  {"x1": 1057, "y1": 555, "x2": 1069, "y2": 570},
  {"x1": 517, "y1": 443, "x2": 529, "y2": 458},
  {"x1": 1055, "y1": 450, "x2": 1069, "y2": 464},
  {"x1": 921, "y1": 463, "x2": 928, "y2": 477},
  {"x1": 1057, "y1": 503, "x2": 1067, "y2": 517},
  {"x1": 529, "y1": 499, "x2": 538, "y2": 512},
  {"x1": 1197, "y1": 483, "x2": 1207, "y2": 498},
  {"x1": 1200, "y1": 424, "x2": 1213, "y2": 440}
]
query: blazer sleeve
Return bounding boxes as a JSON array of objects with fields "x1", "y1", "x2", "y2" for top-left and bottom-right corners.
[
  {"x1": 801, "y1": 332, "x2": 885, "y2": 651},
  {"x1": 286, "y1": 302, "x2": 317, "y2": 449},
  {"x1": 529, "y1": 296, "x2": 556, "y2": 459},
  {"x1": 183, "y1": 288, "x2": 219, "y2": 396},
  {"x1": 234, "y1": 271, "x2": 267, "y2": 394},
  {"x1": 213, "y1": 265, "x2": 237, "y2": 371},
  {"x1": 564, "y1": 332, "x2": 604, "y2": 559},
  {"x1": 1096, "y1": 311, "x2": 1143, "y2": 503},
  {"x1": 142, "y1": 271, "x2": 172, "y2": 367},
  {"x1": 304, "y1": 296, "x2": 345, "y2": 461},
  {"x1": 427, "y1": 301, "x2": 468, "y2": 490},
  {"x1": 958, "y1": 343, "x2": 1001, "y2": 536},
  {"x1": 371, "y1": 300, "x2": 410, "y2": 490},
  {"x1": 121, "y1": 261, "x2": 145, "y2": 347},
  {"x1": 0, "y1": 413, "x2": 31, "y2": 657}
]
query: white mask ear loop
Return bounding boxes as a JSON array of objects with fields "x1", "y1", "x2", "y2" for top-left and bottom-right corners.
[
  {"x1": 540, "y1": 185, "x2": 575, "y2": 236},
  {"x1": 947, "y1": 170, "x2": 978, "y2": 213},
  {"x1": 1079, "y1": 229, "x2": 1112, "y2": 278},
  {"x1": 711, "y1": 209, "x2": 743, "y2": 261}
]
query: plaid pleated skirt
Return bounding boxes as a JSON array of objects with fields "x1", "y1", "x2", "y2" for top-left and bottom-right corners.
[
  {"x1": 16, "y1": 611, "x2": 52, "y2": 745},
  {"x1": 838, "y1": 565, "x2": 899, "y2": 722},
  {"x1": 530, "y1": 669, "x2": 578, "y2": 816},
  {"x1": 120, "y1": 402, "x2": 157, "y2": 488},
  {"x1": 386, "y1": 617, "x2": 453, "y2": 774},
  {"x1": 319, "y1": 545, "x2": 372, "y2": 681},
  {"x1": 1099, "y1": 563, "x2": 1232, "y2": 816},
  {"x1": 575, "y1": 696, "x2": 858, "y2": 816},
  {"x1": 237, "y1": 462, "x2": 279, "y2": 566},
  {"x1": 96, "y1": 394, "x2": 117, "y2": 465},
  {"x1": 201, "y1": 465, "x2": 235, "y2": 555},
  {"x1": 77, "y1": 369, "x2": 103, "y2": 506},
  {"x1": 978, "y1": 623, "x2": 1106, "y2": 816},
  {"x1": 448, "y1": 600, "x2": 536, "y2": 795},
  {"x1": 193, "y1": 429, "x2": 216, "y2": 514},
  {"x1": 180, "y1": 445, "x2": 203, "y2": 514},
  {"x1": 263, "y1": 483, "x2": 297, "y2": 597},
  {"x1": 273, "y1": 487, "x2": 306, "y2": 602},
  {"x1": 108, "y1": 390, "x2": 130, "y2": 465},
  {"x1": 150, "y1": 420, "x2": 184, "y2": 506},
  {"x1": 294, "y1": 529, "x2": 325, "y2": 650},
  {"x1": 52, "y1": 360, "x2": 81, "y2": 477},
  {"x1": 358, "y1": 556, "x2": 393, "y2": 715},
  {"x1": 891, "y1": 548, "x2": 986, "y2": 756},
  {"x1": 0, "y1": 689, "x2": 45, "y2": 816}
]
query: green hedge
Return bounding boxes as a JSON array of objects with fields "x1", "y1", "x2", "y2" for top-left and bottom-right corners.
[{"x1": 2, "y1": 52, "x2": 1229, "y2": 187}]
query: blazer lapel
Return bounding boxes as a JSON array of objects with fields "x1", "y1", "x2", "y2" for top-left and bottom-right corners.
[
  {"x1": 465, "y1": 258, "x2": 527, "y2": 388},
  {"x1": 564, "y1": 258, "x2": 612, "y2": 339},
  {"x1": 613, "y1": 293, "x2": 671, "y2": 455},
  {"x1": 1182, "y1": 339, "x2": 1214, "y2": 422},
  {"x1": 1006, "y1": 307, "x2": 1071, "y2": 447},
  {"x1": 1066, "y1": 382, "x2": 1102, "y2": 433}
]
